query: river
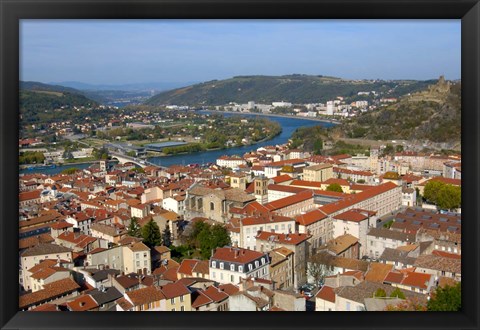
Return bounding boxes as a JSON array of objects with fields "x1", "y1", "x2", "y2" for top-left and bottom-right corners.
[{"x1": 20, "y1": 112, "x2": 335, "y2": 175}]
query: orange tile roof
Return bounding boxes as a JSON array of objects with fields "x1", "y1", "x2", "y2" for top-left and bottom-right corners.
[{"x1": 364, "y1": 263, "x2": 394, "y2": 283}]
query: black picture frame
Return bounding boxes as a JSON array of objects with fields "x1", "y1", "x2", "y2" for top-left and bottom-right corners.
[{"x1": 1, "y1": 0, "x2": 479, "y2": 329}]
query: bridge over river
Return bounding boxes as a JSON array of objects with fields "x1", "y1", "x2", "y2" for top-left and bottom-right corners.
[{"x1": 108, "y1": 151, "x2": 166, "y2": 169}]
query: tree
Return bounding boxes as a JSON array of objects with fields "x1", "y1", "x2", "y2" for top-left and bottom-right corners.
[
  {"x1": 142, "y1": 219, "x2": 162, "y2": 248},
  {"x1": 198, "y1": 224, "x2": 231, "y2": 259},
  {"x1": 374, "y1": 288, "x2": 387, "y2": 297},
  {"x1": 162, "y1": 224, "x2": 172, "y2": 247},
  {"x1": 390, "y1": 287, "x2": 406, "y2": 299},
  {"x1": 382, "y1": 144, "x2": 395, "y2": 156},
  {"x1": 427, "y1": 283, "x2": 461, "y2": 311},
  {"x1": 61, "y1": 167, "x2": 79, "y2": 175},
  {"x1": 326, "y1": 183, "x2": 343, "y2": 193},
  {"x1": 437, "y1": 185, "x2": 461, "y2": 210},
  {"x1": 127, "y1": 217, "x2": 141, "y2": 238},
  {"x1": 313, "y1": 138, "x2": 323, "y2": 155},
  {"x1": 307, "y1": 258, "x2": 328, "y2": 286},
  {"x1": 423, "y1": 181, "x2": 461, "y2": 210},
  {"x1": 423, "y1": 180, "x2": 445, "y2": 204}
]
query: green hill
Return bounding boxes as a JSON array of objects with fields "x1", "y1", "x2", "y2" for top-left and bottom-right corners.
[
  {"x1": 145, "y1": 74, "x2": 436, "y2": 106},
  {"x1": 341, "y1": 78, "x2": 461, "y2": 143},
  {"x1": 20, "y1": 81, "x2": 99, "y2": 124},
  {"x1": 290, "y1": 78, "x2": 461, "y2": 152}
]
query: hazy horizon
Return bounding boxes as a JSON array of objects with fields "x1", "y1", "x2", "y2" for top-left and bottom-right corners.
[{"x1": 21, "y1": 19, "x2": 461, "y2": 85}]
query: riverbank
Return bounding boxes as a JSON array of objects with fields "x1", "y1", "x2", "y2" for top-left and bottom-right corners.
[{"x1": 201, "y1": 109, "x2": 341, "y2": 124}]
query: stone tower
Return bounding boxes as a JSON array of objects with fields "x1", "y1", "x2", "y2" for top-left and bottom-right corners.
[{"x1": 254, "y1": 175, "x2": 269, "y2": 205}]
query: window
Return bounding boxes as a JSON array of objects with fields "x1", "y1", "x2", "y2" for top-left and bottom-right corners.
[
  {"x1": 231, "y1": 275, "x2": 234, "y2": 282},
  {"x1": 212, "y1": 261, "x2": 216, "y2": 268},
  {"x1": 230, "y1": 264, "x2": 235, "y2": 271},
  {"x1": 144, "y1": 260, "x2": 147, "y2": 266},
  {"x1": 248, "y1": 264, "x2": 253, "y2": 271},
  {"x1": 144, "y1": 253, "x2": 147, "y2": 258},
  {"x1": 171, "y1": 298, "x2": 175, "y2": 304},
  {"x1": 136, "y1": 253, "x2": 139, "y2": 258},
  {"x1": 212, "y1": 271, "x2": 216, "y2": 279},
  {"x1": 239, "y1": 266, "x2": 243, "y2": 272},
  {"x1": 261, "y1": 258, "x2": 265, "y2": 265},
  {"x1": 220, "y1": 273, "x2": 224, "y2": 280},
  {"x1": 136, "y1": 261, "x2": 140, "y2": 267},
  {"x1": 255, "y1": 261, "x2": 259, "y2": 268},
  {"x1": 220, "y1": 262, "x2": 224, "y2": 270},
  {"x1": 180, "y1": 295, "x2": 184, "y2": 302},
  {"x1": 210, "y1": 202, "x2": 215, "y2": 211},
  {"x1": 181, "y1": 306, "x2": 185, "y2": 311}
]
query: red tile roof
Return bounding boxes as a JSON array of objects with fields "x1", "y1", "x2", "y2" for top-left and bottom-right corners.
[
  {"x1": 289, "y1": 180, "x2": 323, "y2": 188},
  {"x1": 320, "y1": 182, "x2": 398, "y2": 215},
  {"x1": 217, "y1": 283, "x2": 240, "y2": 296},
  {"x1": 19, "y1": 190, "x2": 41, "y2": 202},
  {"x1": 211, "y1": 247, "x2": 266, "y2": 264},
  {"x1": 271, "y1": 174, "x2": 294, "y2": 184},
  {"x1": 191, "y1": 290, "x2": 213, "y2": 308},
  {"x1": 19, "y1": 278, "x2": 80, "y2": 309},
  {"x1": 127, "y1": 286, "x2": 166, "y2": 306},
  {"x1": 399, "y1": 272, "x2": 432, "y2": 289},
  {"x1": 265, "y1": 190, "x2": 314, "y2": 211},
  {"x1": 160, "y1": 282, "x2": 190, "y2": 299},
  {"x1": 295, "y1": 209, "x2": 328, "y2": 227},
  {"x1": 333, "y1": 209, "x2": 376, "y2": 222},
  {"x1": 203, "y1": 285, "x2": 229, "y2": 302},
  {"x1": 178, "y1": 259, "x2": 200, "y2": 277},
  {"x1": 240, "y1": 214, "x2": 294, "y2": 226},
  {"x1": 431, "y1": 250, "x2": 461, "y2": 259},
  {"x1": 255, "y1": 231, "x2": 310, "y2": 246},
  {"x1": 66, "y1": 294, "x2": 99, "y2": 311},
  {"x1": 267, "y1": 184, "x2": 307, "y2": 194},
  {"x1": 315, "y1": 285, "x2": 336, "y2": 303}
]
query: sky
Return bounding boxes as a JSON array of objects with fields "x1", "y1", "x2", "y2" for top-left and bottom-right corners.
[{"x1": 20, "y1": 20, "x2": 461, "y2": 85}]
